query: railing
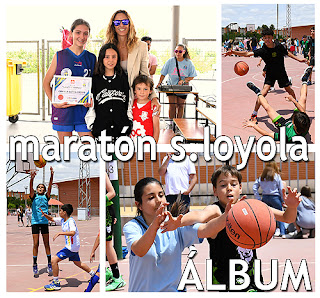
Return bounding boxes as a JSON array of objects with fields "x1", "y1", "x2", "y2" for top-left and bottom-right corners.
[
  {"x1": 117, "y1": 152, "x2": 315, "y2": 211},
  {"x1": 6, "y1": 38, "x2": 216, "y2": 121}
]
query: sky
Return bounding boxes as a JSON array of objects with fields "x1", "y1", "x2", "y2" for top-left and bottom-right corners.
[
  {"x1": 6, "y1": 4, "x2": 216, "y2": 41},
  {"x1": 222, "y1": 4, "x2": 314, "y2": 29},
  {"x1": 6, "y1": 152, "x2": 100, "y2": 194}
]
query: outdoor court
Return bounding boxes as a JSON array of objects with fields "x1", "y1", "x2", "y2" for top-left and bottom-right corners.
[
  {"x1": 7, "y1": 210, "x2": 315, "y2": 292},
  {"x1": 6, "y1": 215, "x2": 100, "y2": 292},
  {"x1": 222, "y1": 54, "x2": 315, "y2": 143},
  {"x1": 118, "y1": 210, "x2": 315, "y2": 293}
]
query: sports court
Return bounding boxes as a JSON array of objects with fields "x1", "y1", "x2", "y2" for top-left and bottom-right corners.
[
  {"x1": 6, "y1": 215, "x2": 100, "y2": 292},
  {"x1": 117, "y1": 208, "x2": 315, "y2": 293},
  {"x1": 222, "y1": 55, "x2": 315, "y2": 143}
]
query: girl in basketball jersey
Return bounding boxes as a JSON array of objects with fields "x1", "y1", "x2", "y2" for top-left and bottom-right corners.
[
  {"x1": 90, "y1": 43, "x2": 132, "y2": 140},
  {"x1": 43, "y1": 19, "x2": 96, "y2": 144},
  {"x1": 29, "y1": 166, "x2": 54, "y2": 278},
  {"x1": 123, "y1": 177, "x2": 230, "y2": 292}
]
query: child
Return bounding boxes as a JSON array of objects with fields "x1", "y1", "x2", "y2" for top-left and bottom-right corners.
[
  {"x1": 40, "y1": 204, "x2": 97, "y2": 291},
  {"x1": 84, "y1": 232, "x2": 100, "y2": 292},
  {"x1": 29, "y1": 166, "x2": 54, "y2": 278},
  {"x1": 162, "y1": 165, "x2": 301, "y2": 291},
  {"x1": 105, "y1": 173, "x2": 126, "y2": 291},
  {"x1": 91, "y1": 43, "x2": 132, "y2": 140},
  {"x1": 223, "y1": 27, "x2": 306, "y2": 123},
  {"x1": 123, "y1": 177, "x2": 233, "y2": 292},
  {"x1": 243, "y1": 67, "x2": 312, "y2": 143},
  {"x1": 253, "y1": 161, "x2": 285, "y2": 237},
  {"x1": 130, "y1": 75, "x2": 160, "y2": 142},
  {"x1": 43, "y1": 19, "x2": 96, "y2": 144}
]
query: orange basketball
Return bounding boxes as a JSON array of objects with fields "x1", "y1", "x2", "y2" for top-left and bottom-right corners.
[
  {"x1": 34, "y1": 155, "x2": 46, "y2": 168},
  {"x1": 234, "y1": 61, "x2": 249, "y2": 76},
  {"x1": 226, "y1": 199, "x2": 276, "y2": 249}
]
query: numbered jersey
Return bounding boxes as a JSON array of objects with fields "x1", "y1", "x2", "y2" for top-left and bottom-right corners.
[{"x1": 51, "y1": 48, "x2": 96, "y2": 126}]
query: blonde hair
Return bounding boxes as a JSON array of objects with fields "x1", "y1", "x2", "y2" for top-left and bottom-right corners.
[{"x1": 105, "y1": 10, "x2": 138, "y2": 52}]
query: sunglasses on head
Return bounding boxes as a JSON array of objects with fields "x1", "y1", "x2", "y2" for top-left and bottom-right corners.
[
  {"x1": 113, "y1": 19, "x2": 130, "y2": 26},
  {"x1": 175, "y1": 50, "x2": 185, "y2": 53}
]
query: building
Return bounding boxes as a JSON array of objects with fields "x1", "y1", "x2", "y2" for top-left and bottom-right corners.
[{"x1": 54, "y1": 176, "x2": 100, "y2": 216}]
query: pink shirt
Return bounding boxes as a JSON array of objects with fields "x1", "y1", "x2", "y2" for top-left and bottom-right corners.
[{"x1": 148, "y1": 53, "x2": 157, "y2": 78}]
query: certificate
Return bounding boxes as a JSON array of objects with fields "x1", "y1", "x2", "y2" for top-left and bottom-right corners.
[{"x1": 52, "y1": 75, "x2": 92, "y2": 105}]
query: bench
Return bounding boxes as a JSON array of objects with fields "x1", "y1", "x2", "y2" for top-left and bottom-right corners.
[{"x1": 173, "y1": 118, "x2": 216, "y2": 143}]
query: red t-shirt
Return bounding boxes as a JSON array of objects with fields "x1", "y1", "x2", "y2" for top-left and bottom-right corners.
[{"x1": 130, "y1": 100, "x2": 154, "y2": 140}]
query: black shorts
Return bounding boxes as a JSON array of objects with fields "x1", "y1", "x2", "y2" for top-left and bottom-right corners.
[
  {"x1": 265, "y1": 69, "x2": 290, "y2": 88},
  {"x1": 32, "y1": 224, "x2": 49, "y2": 235},
  {"x1": 166, "y1": 93, "x2": 188, "y2": 100},
  {"x1": 309, "y1": 56, "x2": 315, "y2": 67},
  {"x1": 106, "y1": 205, "x2": 115, "y2": 241}
]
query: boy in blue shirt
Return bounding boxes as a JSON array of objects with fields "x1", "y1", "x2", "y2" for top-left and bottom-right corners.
[{"x1": 40, "y1": 204, "x2": 97, "y2": 291}]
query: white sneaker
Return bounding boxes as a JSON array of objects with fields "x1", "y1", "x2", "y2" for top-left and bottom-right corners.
[
  {"x1": 282, "y1": 231, "x2": 297, "y2": 239},
  {"x1": 274, "y1": 228, "x2": 281, "y2": 237}
]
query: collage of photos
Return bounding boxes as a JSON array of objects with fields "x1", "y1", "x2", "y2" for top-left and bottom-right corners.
[{"x1": 3, "y1": 2, "x2": 316, "y2": 295}]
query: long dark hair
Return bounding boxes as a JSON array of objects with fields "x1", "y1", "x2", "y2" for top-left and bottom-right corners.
[
  {"x1": 94, "y1": 43, "x2": 123, "y2": 76},
  {"x1": 134, "y1": 177, "x2": 163, "y2": 216}
]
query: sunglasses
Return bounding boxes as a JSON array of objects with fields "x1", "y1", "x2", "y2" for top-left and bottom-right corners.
[
  {"x1": 113, "y1": 19, "x2": 130, "y2": 26},
  {"x1": 175, "y1": 50, "x2": 185, "y2": 53}
]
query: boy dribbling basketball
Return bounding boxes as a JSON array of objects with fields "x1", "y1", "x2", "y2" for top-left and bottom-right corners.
[{"x1": 163, "y1": 165, "x2": 301, "y2": 291}]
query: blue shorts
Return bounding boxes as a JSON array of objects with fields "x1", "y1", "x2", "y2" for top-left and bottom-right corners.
[
  {"x1": 56, "y1": 247, "x2": 80, "y2": 262},
  {"x1": 52, "y1": 124, "x2": 90, "y2": 132}
]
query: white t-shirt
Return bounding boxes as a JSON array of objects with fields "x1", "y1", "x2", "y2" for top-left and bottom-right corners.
[
  {"x1": 162, "y1": 155, "x2": 196, "y2": 195},
  {"x1": 54, "y1": 217, "x2": 80, "y2": 252}
]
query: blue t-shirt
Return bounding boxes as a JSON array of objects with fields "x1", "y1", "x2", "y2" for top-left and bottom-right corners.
[
  {"x1": 51, "y1": 48, "x2": 96, "y2": 126},
  {"x1": 123, "y1": 216, "x2": 203, "y2": 292},
  {"x1": 160, "y1": 57, "x2": 197, "y2": 86},
  {"x1": 252, "y1": 173, "x2": 284, "y2": 201},
  {"x1": 31, "y1": 194, "x2": 49, "y2": 225}
]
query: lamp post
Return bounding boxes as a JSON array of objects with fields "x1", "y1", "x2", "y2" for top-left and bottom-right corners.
[{"x1": 24, "y1": 186, "x2": 28, "y2": 210}]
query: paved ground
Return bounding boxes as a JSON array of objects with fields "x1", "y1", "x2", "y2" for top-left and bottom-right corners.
[
  {"x1": 6, "y1": 215, "x2": 100, "y2": 292},
  {"x1": 222, "y1": 54, "x2": 315, "y2": 143},
  {"x1": 7, "y1": 212, "x2": 314, "y2": 293}
]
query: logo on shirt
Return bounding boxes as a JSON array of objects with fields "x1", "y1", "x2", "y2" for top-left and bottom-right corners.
[
  {"x1": 140, "y1": 111, "x2": 149, "y2": 122},
  {"x1": 74, "y1": 61, "x2": 82, "y2": 67},
  {"x1": 272, "y1": 52, "x2": 277, "y2": 58}
]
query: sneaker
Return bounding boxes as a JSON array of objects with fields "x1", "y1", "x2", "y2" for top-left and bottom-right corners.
[
  {"x1": 105, "y1": 276, "x2": 126, "y2": 291},
  {"x1": 249, "y1": 114, "x2": 258, "y2": 125},
  {"x1": 288, "y1": 77, "x2": 292, "y2": 85},
  {"x1": 268, "y1": 87, "x2": 275, "y2": 93},
  {"x1": 247, "y1": 82, "x2": 261, "y2": 95},
  {"x1": 308, "y1": 229, "x2": 315, "y2": 238},
  {"x1": 47, "y1": 264, "x2": 53, "y2": 276},
  {"x1": 301, "y1": 67, "x2": 312, "y2": 82},
  {"x1": 106, "y1": 267, "x2": 113, "y2": 283},
  {"x1": 274, "y1": 228, "x2": 281, "y2": 237},
  {"x1": 307, "y1": 80, "x2": 312, "y2": 86},
  {"x1": 44, "y1": 280, "x2": 61, "y2": 291},
  {"x1": 33, "y1": 265, "x2": 39, "y2": 278},
  {"x1": 282, "y1": 231, "x2": 296, "y2": 239},
  {"x1": 293, "y1": 230, "x2": 303, "y2": 239}
]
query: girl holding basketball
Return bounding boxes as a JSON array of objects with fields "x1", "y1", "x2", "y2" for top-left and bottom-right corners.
[
  {"x1": 163, "y1": 165, "x2": 301, "y2": 291},
  {"x1": 43, "y1": 19, "x2": 96, "y2": 144},
  {"x1": 123, "y1": 177, "x2": 232, "y2": 292},
  {"x1": 29, "y1": 166, "x2": 54, "y2": 278}
]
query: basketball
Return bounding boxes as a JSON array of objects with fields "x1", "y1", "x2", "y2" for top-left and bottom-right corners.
[
  {"x1": 226, "y1": 199, "x2": 276, "y2": 249},
  {"x1": 34, "y1": 155, "x2": 46, "y2": 168},
  {"x1": 234, "y1": 61, "x2": 249, "y2": 76}
]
